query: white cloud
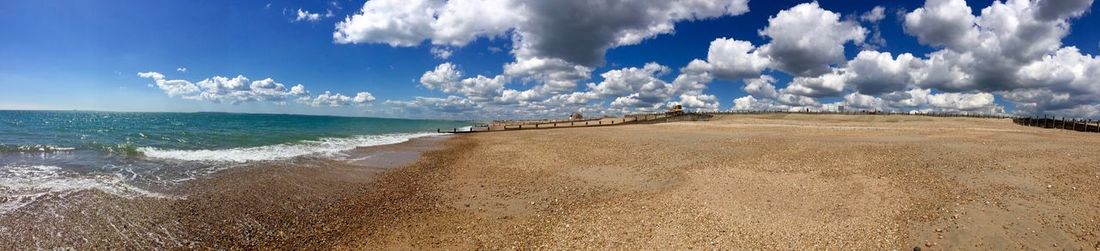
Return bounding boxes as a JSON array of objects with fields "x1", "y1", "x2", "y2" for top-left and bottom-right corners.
[
  {"x1": 300, "y1": 91, "x2": 374, "y2": 107},
  {"x1": 903, "y1": 0, "x2": 978, "y2": 48},
  {"x1": 588, "y1": 62, "x2": 670, "y2": 98},
  {"x1": 843, "y1": 92, "x2": 887, "y2": 110},
  {"x1": 500, "y1": 57, "x2": 592, "y2": 100},
  {"x1": 860, "y1": 6, "x2": 886, "y2": 22},
  {"x1": 1033, "y1": 0, "x2": 1094, "y2": 21},
  {"x1": 860, "y1": 6, "x2": 888, "y2": 49},
  {"x1": 705, "y1": 38, "x2": 770, "y2": 80},
  {"x1": 895, "y1": 0, "x2": 1098, "y2": 117},
  {"x1": 670, "y1": 59, "x2": 714, "y2": 95},
  {"x1": 457, "y1": 75, "x2": 507, "y2": 102},
  {"x1": 334, "y1": 0, "x2": 749, "y2": 66},
  {"x1": 927, "y1": 92, "x2": 996, "y2": 111},
  {"x1": 176, "y1": 67, "x2": 187, "y2": 72},
  {"x1": 845, "y1": 50, "x2": 923, "y2": 95},
  {"x1": 368, "y1": 0, "x2": 1099, "y2": 119},
  {"x1": 757, "y1": 2, "x2": 866, "y2": 77},
  {"x1": 420, "y1": 62, "x2": 463, "y2": 90},
  {"x1": 731, "y1": 95, "x2": 819, "y2": 111},
  {"x1": 430, "y1": 47, "x2": 453, "y2": 59},
  {"x1": 905, "y1": 0, "x2": 1089, "y2": 91},
  {"x1": 292, "y1": 8, "x2": 321, "y2": 22},
  {"x1": 342, "y1": 0, "x2": 752, "y2": 117},
  {"x1": 385, "y1": 95, "x2": 480, "y2": 113},
  {"x1": 332, "y1": 0, "x2": 445, "y2": 46},
  {"x1": 138, "y1": 71, "x2": 200, "y2": 98},
  {"x1": 138, "y1": 72, "x2": 374, "y2": 107},
  {"x1": 674, "y1": 93, "x2": 720, "y2": 111},
  {"x1": 732, "y1": 95, "x2": 761, "y2": 110},
  {"x1": 302, "y1": 91, "x2": 353, "y2": 107},
  {"x1": 419, "y1": 62, "x2": 506, "y2": 102},
  {"x1": 743, "y1": 75, "x2": 778, "y2": 99},
  {"x1": 782, "y1": 71, "x2": 847, "y2": 97},
  {"x1": 354, "y1": 92, "x2": 376, "y2": 104}
]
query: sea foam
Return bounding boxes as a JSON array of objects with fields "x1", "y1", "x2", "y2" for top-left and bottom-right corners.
[
  {"x1": 137, "y1": 132, "x2": 446, "y2": 162},
  {"x1": 0, "y1": 165, "x2": 169, "y2": 214}
]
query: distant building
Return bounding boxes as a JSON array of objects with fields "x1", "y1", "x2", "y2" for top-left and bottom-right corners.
[
  {"x1": 569, "y1": 112, "x2": 584, "y2": 121},
  {"x1": 667, "y1": 104, "x2": 683, "y2": 115}
]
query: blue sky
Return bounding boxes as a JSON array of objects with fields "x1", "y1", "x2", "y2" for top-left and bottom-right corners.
[{"x1": 1, "y1": 0, "x2": 1099, "y2": 119}]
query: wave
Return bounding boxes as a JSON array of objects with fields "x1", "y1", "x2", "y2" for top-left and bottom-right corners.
[
  {"x1": 0, "y1": 144, "x2": 77, "y2": 153},
  {"x1": 137, "y1": 132, "x2": 446, "y2": 163},
  {"x1": 0, "y1": 143, "x2": 145, "y2": 157},
  {"x1": 0, "y1": 165, "x2": 170, "y2": 214}
]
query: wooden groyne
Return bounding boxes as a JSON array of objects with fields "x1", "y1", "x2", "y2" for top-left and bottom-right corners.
[
  {"x1": 438, "y1": 110, "x2": 1099, "y2": 134},
  {"x1": 437, "y1": 112, "x2": 712, "y2": 133},
  {"x1": 1013, "y1": 116, "x2": 1100, "y2": 133}
]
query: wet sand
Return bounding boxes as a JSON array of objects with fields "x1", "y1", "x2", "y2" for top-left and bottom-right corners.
[
  {"x1": 5, "y1": 114, "x2": 1100, "y2": 249},
  {"x1": 0, "y1": 136, "x2": 449, "y2": 249}
]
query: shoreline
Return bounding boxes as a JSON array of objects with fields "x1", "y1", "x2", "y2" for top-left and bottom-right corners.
[{"x1": 0, "y1": 134, "x2": 454, "y2": 249}]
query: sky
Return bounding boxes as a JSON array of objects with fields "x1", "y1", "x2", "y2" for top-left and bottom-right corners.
[{"x1": 1, "y1": 0, "x2": 1099, "y2": 119}]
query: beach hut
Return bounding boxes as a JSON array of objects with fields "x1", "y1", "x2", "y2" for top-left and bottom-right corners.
[{"x1": 569, "y1": 112, "x2": 584, "y2": 121}]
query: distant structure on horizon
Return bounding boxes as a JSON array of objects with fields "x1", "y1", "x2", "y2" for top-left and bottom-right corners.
[
  {"x1": 667, "y1": 105, "x2": 683, "y2": 115},
  {"x1": 570, "y1": 112, "x2": 584, "y2": 121}
]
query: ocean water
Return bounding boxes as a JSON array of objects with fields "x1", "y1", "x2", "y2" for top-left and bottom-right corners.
[{"x1": 0, "y1": 110, "x2": 468, "y2": 213}]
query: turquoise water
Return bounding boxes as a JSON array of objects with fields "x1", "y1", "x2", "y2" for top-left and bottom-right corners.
[{"x1": 0, "y1": 110, "x2": 468, "y2": 212}]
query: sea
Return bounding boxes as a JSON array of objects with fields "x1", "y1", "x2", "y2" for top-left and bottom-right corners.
[{"x1": 0, "y1": 110, "x2": 469, "y2": 214}]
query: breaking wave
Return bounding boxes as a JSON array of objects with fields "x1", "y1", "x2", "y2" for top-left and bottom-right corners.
[
  {"x1": 137, "y1": 132, "x2": 446, "y2": 162},
  {"x1": 0, "y1": 165, "x2": 170, "y2": 214}
]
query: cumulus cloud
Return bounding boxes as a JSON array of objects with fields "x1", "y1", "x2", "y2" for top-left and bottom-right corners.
[
  {"x1": 334, "y1": 0, "x2": 749, "y2": 66},
  {"x1": 419, "y1": 62, "x2": 463, "y2": 90},
  {"x1": 354, "y1": 92, "x2": 376, "y2": 103},
  {"x1": 512, "y1": 0, "x2": 750, "y2": 66},
  {"x1": 587, "y1": 63, "x2": 677, "y2": 111},
  {"x1": 899, "y1": 0, "x2": 1097, "y2": 116},
  {"x1": 369, "y1": 0, "x2": 1098, "y2": 119},
  {"x1": 903, "y1": 0, "x2": 978, "y2": 48},
  {"x1": 342, "y1": 0, "x2": 752, "y2": 117},
  {"x1": 301, "y1": 91, "x2": 375, "y2": 107},
  {"x1": 704, "y1": 38, "x2": 770, "y2": 80},
  {"x1": 385, "y1": 95, "x2": 479, "y2": 113},
  {"x1": 844, "y1": 51, "x2": 923, "y2": 95},
  {"x1": 1034, "y1": 0, "x2": 1094, "y2": 21},
  {"x1": 419, "y1": 62, "x2": 509, "y2": 102},
  {"x1": 675, "y1": 94, "x2": 721, "y2": 111},
  {"x1": 138, "y1": 72, "x2": 373, "y2": 107},
  {"x1": 670, "y1": 59, "x2": 714, "y2": 95},
  {"x1": 782, "y1": 71, "x2": 847, "y2": 97},
  {"x1": 757, "y1": 2, "x2": 866, "y2": 77},
  {"x1": 502, "y1": 57, "x2": 592, "y2": 97},
  {"x1": 588, "y1": 62, "x2": 671, "y2": 98},
  {"x1": 743, "y1": 75, "x2": 778, "y2": 99}
]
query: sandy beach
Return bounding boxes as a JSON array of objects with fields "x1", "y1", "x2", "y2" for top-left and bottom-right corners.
[
  {"x1": 340, "y1": 114, "x2": 1100, "y2": 249},
  {"x1": 3, "y1": 114, "x2": 1099, "y2": 249}
]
